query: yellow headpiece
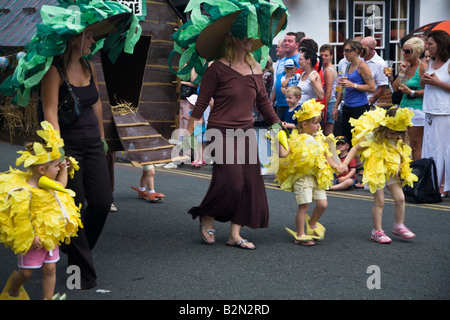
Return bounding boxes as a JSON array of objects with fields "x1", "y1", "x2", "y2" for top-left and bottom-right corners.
[
  {"x1": 293, "y1": 99, "x2": 325, "y2": 122},
  {"x1": 382, "y1": 107, "x2": 414, "y2": 132},
  {"x1": 16, "y1": 121, "x2": 64, "y2": 167}
]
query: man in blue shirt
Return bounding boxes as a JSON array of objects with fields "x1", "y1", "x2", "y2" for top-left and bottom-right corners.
[{"x1": 272, "y1": 32, "x2": 301, "y2": 117}]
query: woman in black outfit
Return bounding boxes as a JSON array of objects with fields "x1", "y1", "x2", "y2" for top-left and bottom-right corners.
[{"x1": 40, "y1": 29, "x2": 112, "y2": 289}]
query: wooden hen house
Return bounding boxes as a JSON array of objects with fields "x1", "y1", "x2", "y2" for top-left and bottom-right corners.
[
  {"x1": 0, "y1": 0, "x2": 186, "y2": 166},
  {"x1": 96, "y1": 0, "x2": 185, "y2": 165}
]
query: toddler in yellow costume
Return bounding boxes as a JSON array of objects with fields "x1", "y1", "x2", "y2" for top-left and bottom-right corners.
[
  {"x1": 341, "y1": 107, "x2": 418, "y2": 244},
  {"x1": 275, "y1": 99, "x2": 343, "y2": 246},
  {"x1": 0, "y1": 121, "x2": 82, "y2": 299}
]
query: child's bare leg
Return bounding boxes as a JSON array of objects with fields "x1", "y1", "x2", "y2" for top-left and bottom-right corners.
[
  {"x1": 372, "y1": 189, "x2": 385, "y2": 230},
  {"x1": 41, "y1": 263, "x2": 56, "y2": 300},
  {"x1": 330, "y1": 179, "x2": 354, "y2": 190},
  {"x1": 309, "y1": 199, "x2": 327, "y2": 227},
  {"x1": 386, "y1": 183, "x2": 405, "y2": 225},
  {"x1": 139, "y1": 170, "x2": 147, "y2": 189},
  {"x1": 142, "y1": 168, "x2": 155, "y2": 190},
  {"x1": 295, "y1": 203, "x2": 309, "y2": 236},
  {"x1": 8, "y1": 268, "x2": 32, "y2": 297},
  {"x1": 388, "y1": 182, "x2": 415, "y2": 239},
  {"x1": 195, "y1": 142, "x2": 202, "y2": 163}
]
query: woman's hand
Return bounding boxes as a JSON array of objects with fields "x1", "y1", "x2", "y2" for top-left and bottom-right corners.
[
  {"x1": 422, "y1": 72, "x2": 439, "y2": 86},
  {"x1": 398, "y1": 83, "x2": 412, "y2": 95},
  {"x1": 339, "y1": 77, "x2": 352, "y2": 88},
  {"x1": 398, "y1": 60, "x2": 410, "y2": 75}
]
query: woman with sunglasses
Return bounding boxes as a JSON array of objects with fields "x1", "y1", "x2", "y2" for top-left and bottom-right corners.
[
  {"x1": 332, "y1": 39, "x2": 375, "y2": 146},
  {"x1": 390, "y1": 37, "x2": 426, "y2": 161}
]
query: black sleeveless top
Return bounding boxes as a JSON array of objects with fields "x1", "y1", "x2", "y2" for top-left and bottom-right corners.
[{"x1": 57, "y1": 64, "x2": 101, "y2": 140}]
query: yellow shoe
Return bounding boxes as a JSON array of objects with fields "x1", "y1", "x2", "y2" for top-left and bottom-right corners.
[
  {"x1": 311, "y1": 222, "x2": 326, "y2": 240},
  {"x1": 285, "y1": 227, "x2": 316, "y2": 242},
  {"x1": 305, "y1": 215, "x2": 326, "y2": 241},
  {"x1": 51, "y1": 292, "x2": 67, "y2": 300},
  {"x1": 0, "y1": 271, "x2": 30, "y2": 300}
]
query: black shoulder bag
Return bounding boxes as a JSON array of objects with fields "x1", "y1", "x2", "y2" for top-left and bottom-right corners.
[
  {"x1": 56, "y1": 67, "x2": 83, "y2": 127},
  {"x1": 37, "y1": 65, "x2": 83, "y2": 127}
]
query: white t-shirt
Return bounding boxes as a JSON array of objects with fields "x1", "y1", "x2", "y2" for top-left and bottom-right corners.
[
  {"x1": 362, "y1": 52, "x2": 389, "y2": 103},
  {"x1": 423, "y1": 59, "x2": 450, "y2": 115}
]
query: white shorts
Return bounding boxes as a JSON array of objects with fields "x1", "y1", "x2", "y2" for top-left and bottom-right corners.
[
  {"x1": 409, "y1": 108, "x2": 425, "y2": 127},
  {"x1": 294, "y1": 175, "x2": 327, "y2": 205},
  {"x1": 143, "y1": 164, "x2": 154, "y2": 171},
  {"x1": 364, "y1": 175, "x2": 400, "y2": 191}
]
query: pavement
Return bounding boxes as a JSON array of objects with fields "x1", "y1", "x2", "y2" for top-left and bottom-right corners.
[{"x1": 0, "y1": 140, "x2": 449, "y2": 308}]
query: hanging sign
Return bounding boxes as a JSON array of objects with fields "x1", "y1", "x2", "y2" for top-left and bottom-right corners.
[{"x1": 113, "y1": 0, "x2": 146, "y2": 20}]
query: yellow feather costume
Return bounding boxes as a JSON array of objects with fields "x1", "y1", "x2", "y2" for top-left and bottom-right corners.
[
  {"x1": 271, "y1": 99, "x2": 336, "y2": 192},
  {"x1": 0, "y1": 169, "x2": 82, "y2": 254},
  {"x1": 275, "y1": 129, "x2": 335, "y2": 192},
  {"x1": 0, "y1": 121, "x2": 82, "y2": 254},
  {"x1": 349, "y1": 107, "x2": 418, "y2": 194}
]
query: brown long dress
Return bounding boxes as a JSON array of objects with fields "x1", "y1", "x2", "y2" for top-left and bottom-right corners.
[{"x1": 188, "y1": 61, "x2": 279, "y2": 229}]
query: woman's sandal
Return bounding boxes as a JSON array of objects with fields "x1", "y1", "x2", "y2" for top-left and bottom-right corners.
[
  {"x1": 226, "y1": 239, "x2": 255, "y2": 250},
  {"x1": 200, "y1": 222, "x2": 215, "y2": 244}
]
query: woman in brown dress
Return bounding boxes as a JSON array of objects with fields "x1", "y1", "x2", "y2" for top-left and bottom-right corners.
[
  {"x1": 170, "y1": 1, "x2": 288, "y2": 250},
  {"x1": 186, "y1": 35, "x2": 281, "y2": 250}
]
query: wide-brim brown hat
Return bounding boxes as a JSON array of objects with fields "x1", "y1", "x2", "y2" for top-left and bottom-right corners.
[
  {"x1": 84, "y1": 12, "x2": 132, "y2": 41},
  {"x1": 170, "y1": 0, "x2": 288, "y2": 83},
  {"x1": 195, "y1": 8, "x2": 287, "y2": 60}
]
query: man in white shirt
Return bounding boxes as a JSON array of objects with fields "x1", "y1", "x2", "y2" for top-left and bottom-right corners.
[{"x1": 360, "y1": 36, "x2": 389, "y2": 106}]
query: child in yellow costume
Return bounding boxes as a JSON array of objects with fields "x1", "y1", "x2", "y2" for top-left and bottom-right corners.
[
  {"x1": 341, "y1": 107, "x2": 418, "y2": 244},
  {"x1": 0, "y1": 121, "x2": 82, "y2": 300},
  {"x1": 275, "y1": 99, "x2": 343, "y2": 246}
]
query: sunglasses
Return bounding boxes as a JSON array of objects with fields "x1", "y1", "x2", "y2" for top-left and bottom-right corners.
[
  {"x1": 403, "y1": 49, "x2": 413, "y2": 54},
  {"x1": 344, "y1": 48, "x2": 355, "y2": 53}
]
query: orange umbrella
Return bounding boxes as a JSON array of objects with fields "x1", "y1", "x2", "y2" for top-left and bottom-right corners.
[{"x1": 407, "y1": 20, "x2": 450, "y2": 38}]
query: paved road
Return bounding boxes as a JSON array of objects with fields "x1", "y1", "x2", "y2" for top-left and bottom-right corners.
[{"x1": 0, "y1": 141, "x2": 449, "y2": 307}]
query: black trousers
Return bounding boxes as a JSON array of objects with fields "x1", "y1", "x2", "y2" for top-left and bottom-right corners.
[
  {"x1": 341, "y1": 104, "x2": 370, "y2": 147},
  {"x1": 64, "y1": 137, "x2": 112, "y2": 289}
]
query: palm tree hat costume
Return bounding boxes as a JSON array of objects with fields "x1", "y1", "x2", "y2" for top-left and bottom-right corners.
[
  {"x1": 0, "y1": 0, "x2": 142, "y2": 106},
  {"x1": 169, "y1": 0, "x2": 289, "y2": 84}
]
